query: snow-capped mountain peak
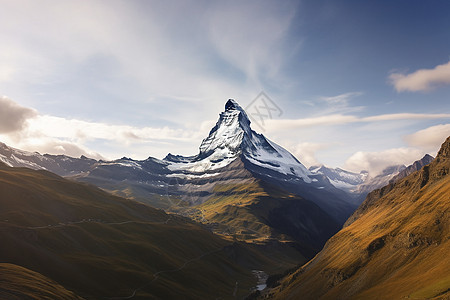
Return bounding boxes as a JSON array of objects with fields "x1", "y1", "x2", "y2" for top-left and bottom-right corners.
[
  {"x1": 166, "y1": 99, "x2": 312, "y2": 182},
  {"x1": 198, "y1": 99, "x2": 251, "y2": 159},
  {"x1": 225, "y1": 98, "x2": 247, "y2": 114},
  {"x1": 309, "y1": 165, "x2": 367, "y2": 192}
]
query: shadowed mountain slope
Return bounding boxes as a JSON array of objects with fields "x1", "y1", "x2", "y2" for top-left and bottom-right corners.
[
  {"x1": 0, "y1": 162, "x2": 299, "y2": 299},
  {"x1": 0, "y1": 263, "x2": 83, "y2": 300}
]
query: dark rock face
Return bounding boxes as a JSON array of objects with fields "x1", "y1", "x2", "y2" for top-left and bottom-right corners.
[
  {"x1": 390, "y1": 154, "x2": 434, "y2": 184},
  {"x1": 437, "y1": 136, "x2": 450, "y2": 158}
]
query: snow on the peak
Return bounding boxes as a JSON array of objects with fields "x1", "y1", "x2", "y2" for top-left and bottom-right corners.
[
  {"x1": 9, "y1": 154, "x2": 46, "y2": 170},
  {"x1": 167, "y1": 152, "x2": 237, "y2": 172},
  {"x1": 311, "y1": 166, "x2": 366, "y2": 185},
  {"x1": 166, "y1": 99, "x2": 312, "y2": 183},
  {"x1": 244, "y1": 138, "x2": 312, "y2": 183},
  {"x1": 198, "y1": 101, "x2": 250, "y2": 158},
  {"x1": 309, "y1": 165, "x2": 322, "y2": 173},
  {"x1": 329, "y1": 179, "x2": 358, "y2": 190},
  {"x1": 167, "y1": 99, "x2": 247, "y2": 173}
]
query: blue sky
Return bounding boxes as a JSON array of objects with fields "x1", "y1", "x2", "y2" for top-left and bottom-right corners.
[{"x1": 0, "y1": 0, "x2": 449, "y2": 175}]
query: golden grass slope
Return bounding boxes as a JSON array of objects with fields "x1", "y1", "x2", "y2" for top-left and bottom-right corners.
[
  {"x1": 269, "y1": 136, "x2": 450, "y2": 300},
  {"x1": 195, "y1": 179, "x2": 341, "y2": 261},
  {"x1": 0, "y1": 263, "x2": 83, "y2": 300}
]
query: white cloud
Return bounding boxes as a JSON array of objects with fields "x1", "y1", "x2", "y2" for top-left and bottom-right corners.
[
  {"x1": 343, "y1": 148, "x2": 425, "y2": 176},
  {"x1": 342, "y1": 124, "x2": 450, "y2": 176},
  {"x1": 284, "y1": 142, "x2": 329, "y2": 168},
  {"x1": 264, "y1": 115, "x2": 357, "y2": 132},
  {"x1": 389, "y1": 61, "x2": 450, "y2": 92},
  {"x1": 27, "y1": 115, "x2": 199, "y2": 144},
  {"x1": 0, "y1": 96, "x2": 37, "y2": 134},
  {"x1": 404, "y1": 124, "x2": 450, "y2": 152},
  {"x1": 0, "y1": 97, "x2": 208, "y2": 160},
  {"x1": 362, "y1": 113, "x2": 450, "y2": 122},
  {"x1": 12, "y1": 136, "x2": 105, "y2": 160},
  {"x1": 264, "y1": 112, "x2": 450, "y2": 132},
  {"x1": 22, "y1": 115, "x2": 208, "y2": 159}
]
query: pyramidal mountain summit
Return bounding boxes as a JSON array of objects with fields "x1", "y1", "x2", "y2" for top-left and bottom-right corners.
[{"x1": 165, "y1": 99, "x2": 312, "y2": 183}]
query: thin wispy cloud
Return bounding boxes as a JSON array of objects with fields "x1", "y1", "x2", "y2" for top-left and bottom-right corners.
[
  {"x1": 363, "y1": 113, "x2": 450, "y2": 122},
  {"x1": 265, "y1": 112, "x2": 450, "y2": 132},
  {"x1": 305, "y1": 92, "x2": 366, "y2": 115},
  {"x1": 28, "y1": 116, "x2": 199, "y2": 143},
  {"x1": 389, "y1": 61, "x2": 450, "y2": 92},
  {"x1": 207, "y1": 1, "x2": 296, "y2": 86},
  {"x1": 320, "y1": 92, "x2": 363, "y2": 105}
]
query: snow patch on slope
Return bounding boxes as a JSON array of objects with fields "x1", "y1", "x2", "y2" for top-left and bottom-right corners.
[
  {"x1": 99, "y1": 160, "x2": 143, "y2": 169},
  {"x1": 0, "y1": 155, "x2": 13, "y2": 167},
  {"x1": 167, "y1": 155, "x2": 237, "y2": 173},
  {"x1": 244, "y1": 138, "x2": 312, "y2": 183}
]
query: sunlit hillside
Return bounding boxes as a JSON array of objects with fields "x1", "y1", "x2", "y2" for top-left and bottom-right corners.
[{"x1": 268, "y1": 137, "x2": 450, "y2": 300}]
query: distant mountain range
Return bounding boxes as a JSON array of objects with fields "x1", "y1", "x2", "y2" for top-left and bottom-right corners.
[
  {"x1": 0, "y1": 100, "x2": 435, "y2": 262},
  {"x1": 264, "y1": 137, "x2": 450, "y2": 300},
  {"x1": 0, "y1": 138, "x2": 431, "y2": 207},
  {"x1": 309, "y1": 153, "x2": 434, "y2": 204},
  {"x1": 308, "y1": 165, "x2": 368, "y2": 191}
]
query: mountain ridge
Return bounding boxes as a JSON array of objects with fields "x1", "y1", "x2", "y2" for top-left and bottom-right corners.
[{"x1": 266, "y1": 136, "x2": 450, "y2": 300}]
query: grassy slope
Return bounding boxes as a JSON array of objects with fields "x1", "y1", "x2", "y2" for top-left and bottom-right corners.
[
  {"x1": 0, "y1": 263, "x2": 83, "y2": 300},
  {"x1": 75, "y1": 157, "x2": 340, "y2": 271},
  {"x1": 0, "y1": 164, "x2": 283, "y2": 299},
  {"x1": 269, "y1": 137, "x2": 450, "y2": 300},
  {"x1": 197, "y1": 181, "x2": 274, "y2": 242},
  {"x1": 195, "y1": 179, "x2": 341, "y2": 261}
]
